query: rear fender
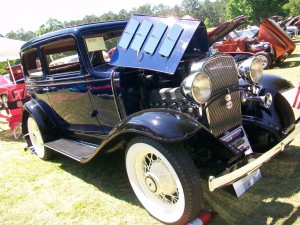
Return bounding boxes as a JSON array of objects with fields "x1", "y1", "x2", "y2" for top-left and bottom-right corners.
[{"x1": 22, "y1": 99, "x2": 59, "y2": 141}]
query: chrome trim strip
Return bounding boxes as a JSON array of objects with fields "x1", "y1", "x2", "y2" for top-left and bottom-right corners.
[
  {"x1": 208, "y1": 121, "x2": 300, "y2": 191},
  {"x1": 26, "y1": 76, "x2": 110, "y2": 88}
]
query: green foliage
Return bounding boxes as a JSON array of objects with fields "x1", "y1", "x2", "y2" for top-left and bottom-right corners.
[
  {"x1": 82, "y1": 15, "x2": 101, "y2": 24},
  {"x1": 0, "y1": 59, "x2": 19, "y2": 75},
  {"x1": 0, "y1": 62, "x2": 8, "y2": 74},
  {"x1": 283, "y1": 0, "x2": 300, "y2": 16},
  {"x1": 152, "y1": 4, "x2": 171, "y2": 16},
  {"x1": 36, "y1": 18, "x2": 64, "y2": 36},
  {"x1": 204, "y1": 18, "x2": 214, "y2": 28},
  {"x1": 227, "y1": 0, "x2": 288, "y2": 24},
  {"x1": 181, "y1": 0, "x2": 202, "y2": 19},
  {"x1": 5, "y1": 29, "x2": 35, "y2": 41}
]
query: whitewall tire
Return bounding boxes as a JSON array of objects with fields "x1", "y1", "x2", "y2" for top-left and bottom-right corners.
[
  {"x1": 125, "y1": 137, "x2": 204, "y2": 225},
  {"x1": 27, "y1": 116, "x2": 52, "y2": 160}
]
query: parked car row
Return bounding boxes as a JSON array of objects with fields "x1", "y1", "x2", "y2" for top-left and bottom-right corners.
[
  {"x1": 208, "y1": 15, "x2": 296, "y2": 69},
  {"x1": 278, "y1": 15, "x2": 300, "y2": 32},
  {"x1": 16, "y1": 14, "x2": 300, "y2": 225}
]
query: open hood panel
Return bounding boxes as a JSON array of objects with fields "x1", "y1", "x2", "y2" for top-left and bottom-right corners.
[
  {"x1": 258, "y1": 18, "x2": 295, "y2": 60},
  {"x1": 207, "y1": 15, "x2": 248, "y2": 46},
  {"x1": 110, "y1": 15, "x2": 208, "y2": 74}
]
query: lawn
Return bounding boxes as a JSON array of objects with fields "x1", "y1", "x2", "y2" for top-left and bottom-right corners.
[{"x1": 0, "y1": 37, "x2": 299, "y2": 225}]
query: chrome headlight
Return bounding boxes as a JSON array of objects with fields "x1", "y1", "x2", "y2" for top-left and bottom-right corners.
[
  {"x1": 180, "y1": 72, "x2": 211, "y2": 104},
  {"x1": 238, "y1": 57, "x2": 263, "y2": 83}
]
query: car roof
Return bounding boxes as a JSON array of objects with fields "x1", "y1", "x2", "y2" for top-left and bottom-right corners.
[{"x1": 21, "y1": 20, "x2": 128, "y2": 51}]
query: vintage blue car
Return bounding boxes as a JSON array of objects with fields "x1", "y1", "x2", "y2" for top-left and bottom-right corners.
[{"x1": 20, "y1": 15, "x2": 299, "y2": 225}]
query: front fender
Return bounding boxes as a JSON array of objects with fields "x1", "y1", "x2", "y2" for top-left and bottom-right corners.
[
  {"x1": 109, "y1": 108, "x2": 202, "y2": 142},
  {"x1": 88, "y1": 109, "x2": 241, "y2": 164},
  {"x1": 241, "y1": 74, "x2": 293, "y2": 130},
  {"x1": 258, "y1": 74, "x2": 293, "y2": 95}
]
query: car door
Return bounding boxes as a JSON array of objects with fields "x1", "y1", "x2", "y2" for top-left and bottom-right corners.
[
  {"x1": 82, "y1": 29, "x2": 125, "y2": 134},
  {"x1": 40, "y1": 36, "x2": 104, "y2": 134}
]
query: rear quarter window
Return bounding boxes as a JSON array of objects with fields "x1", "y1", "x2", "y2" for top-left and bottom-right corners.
[{"x1": 41, "y1": 38, "x2": 80, "y2": 75}]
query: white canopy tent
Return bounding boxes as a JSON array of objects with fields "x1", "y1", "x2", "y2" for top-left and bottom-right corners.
[{"x1": 0, "y1": 37, "x2": 25, "y2": 83}]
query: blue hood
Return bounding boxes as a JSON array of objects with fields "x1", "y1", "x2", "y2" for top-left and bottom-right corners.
[{"x1": 110, "y1": 15, "x2": 208, "y2": 74}]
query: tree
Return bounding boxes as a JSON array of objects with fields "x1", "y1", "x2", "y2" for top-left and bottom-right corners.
[
  {"x1": 181, "y1": 0, "x2": 202, "y2": 18},
  {"x1": 118, "y1": 9, "x2": 130, "y2": 20},
  {"x1": 283, "y1": 0, "x2": 300, "y2": 16},
  {"x1": 153, "y1": 4, "x2": 171, "y2": 16},
  {"x1": 36, "y1": 18, "x2": 64, "y2": 36},
  {"x1": 227, "y1": 0, "x2": 288, "y2": 24},
  {"x1": 6, "y1": 29, "x2": 35, "y2": 41},
  {"x1": 130, "y1": 4, "x2": 153, "y2": 15},
  {"x1": 169, "y1": 5, "x2": 185, "y2": 18},
  {"x1": 83, "y1": 15, "x2": 100, "y2": 23},
  {"x1": 99, "y1": 11, "x2": 119, "y2": 21},
  {"x1": 204, "y1": 18, "x2": 214, "y2": 28},
  {"x1": 213, "y1": 0, "x2": 230, "y2": 25}
]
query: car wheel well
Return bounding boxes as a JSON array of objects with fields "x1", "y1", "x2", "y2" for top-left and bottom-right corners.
[{"x1": 22, "y1": 110, "x2": 30, "y2": 134}]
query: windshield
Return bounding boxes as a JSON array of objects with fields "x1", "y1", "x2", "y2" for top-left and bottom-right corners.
[
  {"x1": 3, "y1": 74, "x2": 11, "y2": 83},
  {"x1": 229, "y1": 31, "x2": 239, "y2": 39},
  {"x1": 83, "y1": 30, "x2": 123, "y2": 68}
]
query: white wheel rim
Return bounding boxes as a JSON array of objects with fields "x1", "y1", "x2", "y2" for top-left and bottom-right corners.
[
  {"x1": 2, "y1": 95, "x2": 8, "y2": 108},
  {"x1": 256, "y1": 55, "x2": 268, "y2": 67},
  {"x1": 27, "y1": 117, "x2": 45, "y2": 158},
  {"x1": 126, "y1": 143, "x2": 185, "y2": 223}
]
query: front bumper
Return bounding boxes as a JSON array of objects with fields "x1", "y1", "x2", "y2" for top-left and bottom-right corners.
[{"x1": 208, "y1": 116, "x2": 300, "y2": 192}]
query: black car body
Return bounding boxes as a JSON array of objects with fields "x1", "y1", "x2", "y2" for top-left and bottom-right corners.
[{"x1": 20, "y1": 15, "x2": 300, "y2": 225}]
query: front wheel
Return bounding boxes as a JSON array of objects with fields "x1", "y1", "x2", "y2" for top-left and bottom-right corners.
[
  {"x1": 27, "y1": 116, "x2": 52, "y2": 160},
  {"x1": 125, "y1": 137, "x2": 204, "y2": 225},
  {"x1": 255, "y1": 52, "x2": 272, "y2": 69},
  {"x1": 1, "y1": 94, "x2": 8, "y2": 108}
]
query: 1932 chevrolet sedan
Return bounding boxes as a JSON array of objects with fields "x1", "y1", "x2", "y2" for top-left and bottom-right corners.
[{"x1": 20, "y1": 15, "x2": 300, "y2": 224}]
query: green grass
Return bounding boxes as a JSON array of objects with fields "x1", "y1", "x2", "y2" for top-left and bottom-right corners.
[{"x1": 0, "y1": 36, "x2": 300, "y2": 225}]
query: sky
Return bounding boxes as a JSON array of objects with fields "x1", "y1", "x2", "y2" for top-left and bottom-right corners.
[{"x1": 0, "y1": 0, "x2": 183, "y2": 35}]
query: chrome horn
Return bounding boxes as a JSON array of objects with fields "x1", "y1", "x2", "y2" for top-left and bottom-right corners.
[{"x1": 241, "y1": 93, "x2": 272, "y2": 108}]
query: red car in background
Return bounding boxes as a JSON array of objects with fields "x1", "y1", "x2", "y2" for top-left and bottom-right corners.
[
  {"x1": 208, "y1": 15, "x2": 296, "y2": 69},
  {"x1": 0, "y1": 64, "x2": 30, "y2": 134},
  {"x1": 258, "y1": 18, "x2": 296, "y2": 63}
]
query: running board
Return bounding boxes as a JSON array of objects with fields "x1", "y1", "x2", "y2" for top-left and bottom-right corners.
[{"x1": 44, "y1": 138, "x2": 97, "y2": 162}]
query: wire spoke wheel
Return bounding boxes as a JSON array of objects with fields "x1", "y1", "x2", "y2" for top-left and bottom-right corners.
[
  {"x1": 126, "y1": 137, "x2": 203, "y2": 225},
  {"x1": 255, "y1": 52, "x2": 271, "y2": 69}
]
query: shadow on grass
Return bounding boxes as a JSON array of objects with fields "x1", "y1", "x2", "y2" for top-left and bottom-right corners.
[
  {"x1": 1, "y1": 127, "x2": 299, "y2": 224},
  {"x1": 37, "y1": 140, "x2": 300, "y2": 225},
  {"x1": 205, "y1": 145, "x2": 300, "y2": 225},
  {"x1": 271, "y1": 58, "x2": 300, "y2": 69},
  {"x1": 293, "y1": 39, "x2": 300, "y2": 44},
  {"x1": 0, "y1": 127, "x2": 24, "y2": 143},
  {"x1": 50, "y1": 148, "x2": 141, "y2": 206}
]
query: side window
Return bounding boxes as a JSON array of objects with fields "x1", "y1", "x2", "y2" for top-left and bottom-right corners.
[
  {"x1": 83, "y1": 30, "x2": 123, "y2": 68},
  {"x1": 41, "y1": 38, "x2": 80, "y2": 75},
  {"x1": 22, "y1": 49, "x2": 43, "y2": 79}
]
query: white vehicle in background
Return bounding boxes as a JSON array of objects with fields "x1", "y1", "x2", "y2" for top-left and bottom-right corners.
[
  {"x1": 286, "y1": 26, "x2": 298, "y2": 37},
  {"x1": 49, "y1": 54, "x2": 79, "y2": 67}
]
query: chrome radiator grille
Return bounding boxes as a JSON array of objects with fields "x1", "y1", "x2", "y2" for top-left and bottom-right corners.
[{"x1": 202, "y1": 55, "x2": 242, "y2": 137}]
